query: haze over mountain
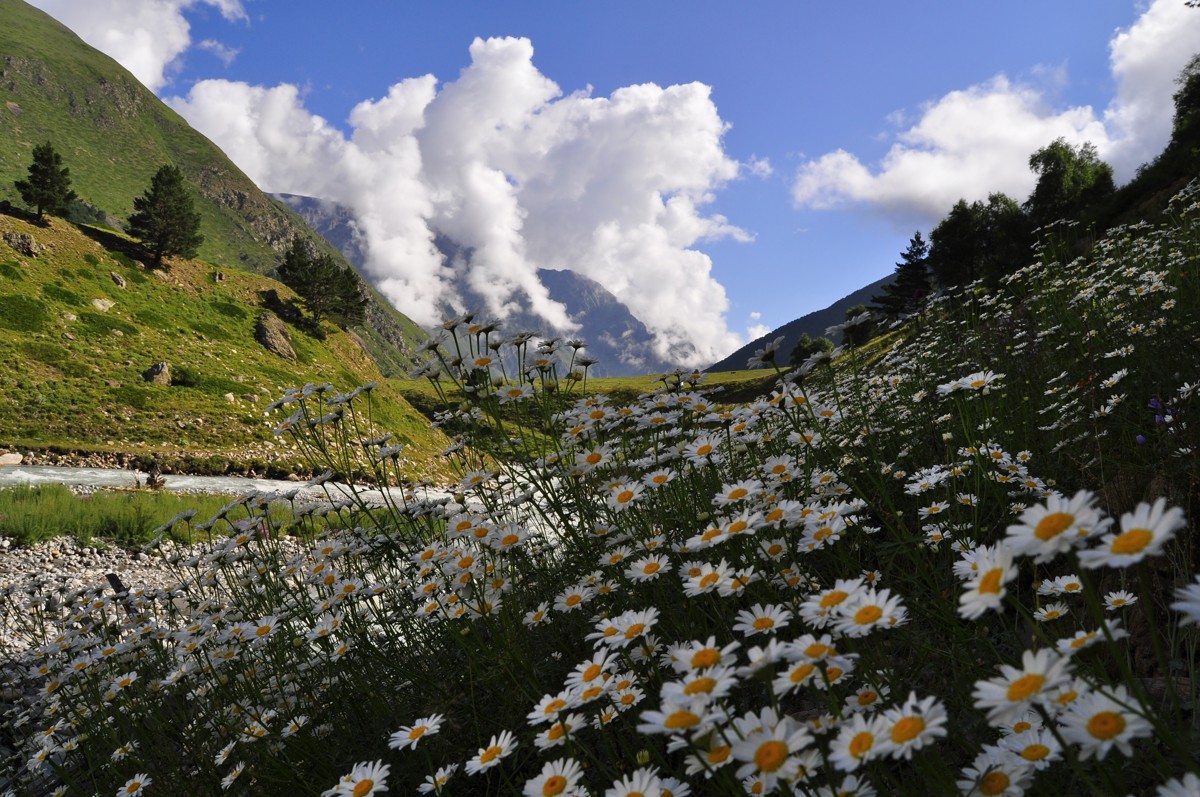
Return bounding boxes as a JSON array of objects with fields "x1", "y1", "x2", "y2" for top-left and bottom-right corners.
[
  {"x1": 276, "y1": 193, "x2": 676, "y2": 376},
  {"x1": 0, "y1": 0, "x2": 427, "y2": 377}
]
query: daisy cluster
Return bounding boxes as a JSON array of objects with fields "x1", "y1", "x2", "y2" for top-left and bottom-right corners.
[{"x1": 4, "y1": 191, "x2": 1200, "y2": 796}]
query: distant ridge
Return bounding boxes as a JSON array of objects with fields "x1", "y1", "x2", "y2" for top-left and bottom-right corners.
[{"x1": 708, "y1": 275, "x2": 893, "y2": 372}]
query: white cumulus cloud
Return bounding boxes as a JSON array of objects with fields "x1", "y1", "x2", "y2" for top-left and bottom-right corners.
[
  {"x1": 166, "y1": 36, "x2": 748, "y2": 365},
  {"x1": 793, "y1": 0, "x2": 1200, "y2": 222},
  {"x1": 28, "y1": 0, "x2": 245, "y2": 92}
]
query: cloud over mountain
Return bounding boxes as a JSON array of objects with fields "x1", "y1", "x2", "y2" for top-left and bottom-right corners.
[
  {"x1": 792, "y1": 0, "x2": 1200, "y2": 223},
  {"x1": 167, "y1": 37, "x2": 747, "y2": 367},
  {"x1": 29, "y1": 0, "x2": 246, "y2": 91}
]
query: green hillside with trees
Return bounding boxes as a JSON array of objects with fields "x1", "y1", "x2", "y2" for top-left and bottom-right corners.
[{"x1": 0, "y1": 0, "x2": 427, "y2": 376}]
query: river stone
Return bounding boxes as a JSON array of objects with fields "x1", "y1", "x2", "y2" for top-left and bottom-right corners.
[
  {"x1": 0, "y1": 452, "x2": 22, "y2": 466},
  {"x1": 255, "y1": 311, "x2": 296, "y2": 362},
  {"x1": 91, "y1": 298, "x2": 115, "y2": 312},
  {"x1": 142, "y1": 362, "x2": 171, "y2": 385}
]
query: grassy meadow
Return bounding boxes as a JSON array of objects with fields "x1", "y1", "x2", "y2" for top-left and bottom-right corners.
[{"x1": 3, "y1": 190, "x2": 1200, "y2": 796}]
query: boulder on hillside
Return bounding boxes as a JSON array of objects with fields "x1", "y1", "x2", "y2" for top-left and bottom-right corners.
[
  {"x1": 110, "y1": 271, "x2": 127, "y2": 288},
  {"x1": 0, "y1": 452, "x2": 23, "y2": 466},
  {"x1": 2, "y1": 230, "x2": 41, "y2": 257},
  {"x1": 255, "y1": 311, "x2": 296, "y2": 362},
  {"x1": 142, "y1": 362, "x2": 171, "y2": 385},
  {"x1": 91, "y1": 298, "x2": 115, "y2": 312}
]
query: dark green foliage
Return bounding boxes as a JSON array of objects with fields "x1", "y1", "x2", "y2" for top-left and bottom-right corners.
[
  {"x1": 75, "y1": 310, "x2": 138, "y2": 338},
  {"x1": 82, "y1": 253, "x2": 100, "y2": 267},
  {"x1": 0, "y1": 261, "x2": 21, "y2": 281},
  {"x1": 1023, "y1": 139, "x2": 1115, "y2": 230},
  {"x1": 789, "y1": 332, "x2": 833, "y2": 366},
  {"x1": 41, "y1": 284, "x2": 84, "y2": 306},
  {"x1": 873, "y1": 231, "x2": 931, "y2": 318},
  {"x1": 13, "y1": 142, "x2": 77, "y2": 221},
  {"x1": 0, "y1": 295, "x2": 50, "y2": 332},
  {"x1": 109, "y1": 252, "x2": 138, "y2": 269},
  {"x1": 275, "y1": 237, "x2": 368, "y2": 328},
  {"x1": 19, "y1": 342, "x2": 90, "y2": 377},
  {"x1": 209, "y1": 300, "x2": 248, "y2": 320},
  {"x1": 112, "y1": 384, "x2": 152, "y2": 410},
  {"x1": 840, "y1": 304, "x2": 876, "y2": 347},
  {"x1": 127, "y1": 165, "x2": 204, "y2": 268},
  {"x1": 187, "y1": 320, "x2": 233, "y2": 340},
  {"x1": 171, "y1": 367, "x2": 245, "y2": 397},
  {"x1": 170, "y1": 366, "x2": 200, "y2": 387},
  {"x1": 132, "y1": 308, "x2": 171, "y2": 330},
  {"x1": 1171, "y1": 54, "x2": 1200, "y2": 145},
  {"x1": 928, "y1": 193, "x2": 1031, "y2": 289}
]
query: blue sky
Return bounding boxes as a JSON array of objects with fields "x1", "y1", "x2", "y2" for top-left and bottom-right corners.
[{"x1": 29, "y1": 0, "x2": 1200, "y2": 366}]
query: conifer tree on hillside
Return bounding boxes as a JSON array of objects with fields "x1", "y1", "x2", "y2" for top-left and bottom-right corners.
[
  {"x1": 14, "y1": 141, "x2": 76, "y2": 222},
  {"x1": 127, "y1": 165, "x2": 204, "y2": 268},
  {"x1": 873, "y1": 231, "x2": 931, "y2": 319},
  {"x1": 276, "y1": 237, "x2": 367, "y2": 329}
]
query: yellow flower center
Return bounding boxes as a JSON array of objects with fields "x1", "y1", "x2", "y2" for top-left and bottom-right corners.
[
  {"x1": 643, "y1": 562, "x2": 661, "y2": 575},
  {"x1": 547, "y1": 723, "x2": 568, "y2": 741},
  {"x1": 848, "y1": 731, "x2": 874, "y2": 758},
  {"x1": 1021, "y1": 744, "x2": 1050, "y2": 761},
  {"x1": 854, "y1": 605, "x2": 883, "y2": 625},
  {"x1": 790, "y1": 663, "x2": 815, "y2": 683},
  {"x1": 543, "y1": 775, "x2": 567, "y2": 796},
  {"x1": 691, "y1": 649, "x2": 719, "y2": 668},
  {"x1": 755, "y1": 739, "x2": 790, "y2": 772},
  {"x1": 805, "y1": 643, "x2": 832, "y2": 658},
  {"x1": 857, "y1": 690, "x2": 879, "y2": 706},
  {"x1": 624, "y1": 623, "x2": 646, "y2": 638},
  {"x1": 820, "y1": 590, "x2": 848, "y2": 609},
  {"x1": 814, "y1": 527, "x2": 833, "y2": 540},
  {"x1": 582, "y1": 664, "x2": 602, "y2": 682},
  {"x1": 1087, "y1": 711, "x2": 1126, "y2": 740},
  {"x1": 891, "y1": 716, "x2": 925, "y2": 743},
  {"x1": 586, "y1": 452, "x2": 603, "y2": 465},
  {"x1": 1012, "y1": 721, "x2": 1032, "y2": 733},
  {"x1": 728, "y1": 488, "x2": 748, "y2": 500},
  {"x1": 479, "y1": 745, "x2": 502, "y2": 764},
  {"x1": 1006, "y1": 674, "x2": 1045, "y2": 702},
  {"x1": 664, "y1": 709, "x2": 700, "y2": 729},
  {"x1": 752, "y1": 617, "x2": 775, "y2": 630},
  {"x1": 979, "y1": 771, "x2": 1010, "y2": 796},
  {"x1": 1111, "y1": 528, "x2": 1152, "y2": 555},
  {"x1": 501, "y1": 534, "x2": 519, "y2": 546},
  {"x1": 708, "y1": 745, "x2": 731, "y2": 763},
  {"x1": 617, "y1": 490, "x2": 635, "y2": 504},
  {"x1": 409, "y1": 726, "x2": 428, "y2": 740},
  {"x1": 684, "y1": 677, "x2": 717, "y2": 695},
  {"x1": 352, "y1": 780, "x2": 374, "y2": 797},
  {"x1": 978, "y1": 568, "x2": 1004, "y2": 595},
  {"x1": 256, "y1": 625, "x2": 272, "y2": 636},
  {"x1": 1034, "y1": 512, "x2": 1074, "y2": 541},
  {"x1": 565, "y1": 595, "x2": 582, "y2": 607}
]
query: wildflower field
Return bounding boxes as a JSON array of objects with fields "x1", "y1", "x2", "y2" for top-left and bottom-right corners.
[{"x1": 4, "y1": 189, "x2": 1200, "y2": 797}]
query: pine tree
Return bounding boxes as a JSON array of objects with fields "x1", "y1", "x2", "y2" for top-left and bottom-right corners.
[
  {"x1": 127, "y1": 165, "x2": 204, "y2": 268},
  {"x1": 276, "y1": 237, "x2": 367, "y2": 328},
  {"x1": 14, "y1": 142, "x2": 77, "y2": 221},
  {"x1": 872, "y1": 231, "x2": 931, "y2": 318}
]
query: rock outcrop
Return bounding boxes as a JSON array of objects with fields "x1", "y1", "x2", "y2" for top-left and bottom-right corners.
[{"x1": 255, "y1": 311, "x2": 296, "y2": 361}]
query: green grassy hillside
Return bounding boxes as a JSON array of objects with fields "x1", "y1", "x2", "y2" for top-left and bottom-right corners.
[
  {"x1": 0, "y1": 0, "x2": 428, "y2": 375},
  {"x1": 0, "y1": 211, "x2": 451, "y2": 479}
]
